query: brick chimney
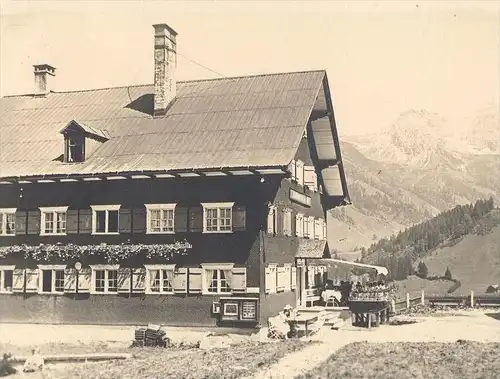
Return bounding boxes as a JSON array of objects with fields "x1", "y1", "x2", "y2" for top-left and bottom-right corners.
[
  {"x1": 33, "y1": 64, "x2": 56, "y2": 95},
  {"x1": 153, "y1": 23, "x2": 178, "y2": 116}
]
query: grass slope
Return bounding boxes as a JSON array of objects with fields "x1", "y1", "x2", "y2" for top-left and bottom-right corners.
[
  {"x1": 417, "y1": 225, "x2": 500, "y2": 295},
  {"x1": 297, "y1": 341, "x2": 500, "y2": 379}
]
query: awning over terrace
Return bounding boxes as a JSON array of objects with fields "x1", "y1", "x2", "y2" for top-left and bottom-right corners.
[{"x1": 315, "y1": 258, "x2": 389, "y2": 276}]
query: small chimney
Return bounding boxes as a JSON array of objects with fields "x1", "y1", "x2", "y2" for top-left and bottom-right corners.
[
  {"x1": 33, "y1": 64, "x2": 56, "y2": 95},
  {"x1": 153, "y1": 23, "x2": 178, "y2": 116}
]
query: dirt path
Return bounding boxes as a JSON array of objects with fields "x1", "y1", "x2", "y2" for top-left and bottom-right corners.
[{"x1": 248, "y1": 311, "x2": 500, "y2": 379}]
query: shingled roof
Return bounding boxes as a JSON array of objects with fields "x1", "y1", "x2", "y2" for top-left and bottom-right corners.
[{"x1": 0, "y1": 70, "x2": 326, "y2": 180}]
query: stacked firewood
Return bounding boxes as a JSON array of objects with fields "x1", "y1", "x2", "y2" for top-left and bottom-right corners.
[{"x1": 132, "y1": 324, "x2": 169, "y2": 348}]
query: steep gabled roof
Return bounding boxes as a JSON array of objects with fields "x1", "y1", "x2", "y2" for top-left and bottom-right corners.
[{"x1": 0, "y1": 70, "x2": 326, "y2": 179}]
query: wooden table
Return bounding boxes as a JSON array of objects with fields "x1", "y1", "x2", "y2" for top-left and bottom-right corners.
[{"x1": 290, "y1": 314, "x2": 319, "y2": 337}]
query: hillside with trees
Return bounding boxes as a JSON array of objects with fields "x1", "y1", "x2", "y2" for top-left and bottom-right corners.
[{"x1": 361, "y1": 197, "x2": 499, "y2": 283}]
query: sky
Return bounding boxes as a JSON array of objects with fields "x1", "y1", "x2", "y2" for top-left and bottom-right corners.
[{"x1": 0, "y1": 0, "x2": 498, "y2": 136}]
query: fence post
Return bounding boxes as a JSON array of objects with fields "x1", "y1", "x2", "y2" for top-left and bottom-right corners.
[
  {"x1": 421, "y1": 290, "x2": 425, "y2": 306},
  {"x1": 470, "y1": 291, "x2": 474, "y2": 308},
  {"x1": 406, "y1": 292, "x2": 410, "y2": 309},
  {"x1": 391, "y1": 299, "x2": 396, "y2": 313}
]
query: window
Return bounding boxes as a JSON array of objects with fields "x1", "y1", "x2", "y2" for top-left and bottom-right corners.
[
  {"x1": 304, "y1": 166, "x2": 318, "y2": 191},
  {"x1": 90, "y1": 205, "x2": 120, "y2": 234},
  {"x1": 288, "y1": 160, "x2": 297, "y2": 181},
  {"x1": 201, "y1": 202, "x2": 234, "y2": 233},
  {"x1": 283, "y1": 208, "x2": 292, "y2": 236},
  {"x1": 307, "y1": 216, "x2": 315, "y2": 238},
  {"x1": 265, "y1": 264, "x2": 277, "y2": 294},
  {"x1": 296, "y1": 213, "x2": 304, "y2": 237},
  {"x1": 202, "y1": 263, "x2": 234, "y2": 294},
  {"x1": 304, "y1": 216, "x2": 310, "y2": 238},
  {"x1": 38, "y1": 265, "x2": 66, "y2": 294},
  {"x1": 0, "y1": 209, "x2": 16, "y2": 236},
  {"x1": 90, "y1": 265, "x2": 119, "y2": 293},
  {"x1": 145, "y1": 264, "x2": 175, "y2": 294},
  {"x1": 296, "y1": 160, "x2": 304, "y2": 186},
  {"x1": 267, "y1": 206, "x2": 276, "y2": 235},
  {"x1": 65, "y1": 135, "x2": 85, "y2": 163},
  {"x1": 0, "y1": 266, "x2": 14, "y2": 293},
  {"x1": 145, "y1": 204, "x2": 175, "y2": 234},
  {"x1": 40, "y1": 206, "x2": 68, "y2": 235}
]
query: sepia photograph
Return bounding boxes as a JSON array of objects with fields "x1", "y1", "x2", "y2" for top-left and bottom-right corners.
[{"x1": 0, "y1": 0, "x2": 499, "y2": 378}]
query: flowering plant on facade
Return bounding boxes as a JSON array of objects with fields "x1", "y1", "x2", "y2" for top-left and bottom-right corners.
[{"x1": 0, "y1": 240, "x2": 192, "y2": 264}]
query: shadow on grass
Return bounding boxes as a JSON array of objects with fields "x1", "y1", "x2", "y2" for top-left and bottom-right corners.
[{"x1": 484, "y1": 312, "x2": 500, "y2": 321}]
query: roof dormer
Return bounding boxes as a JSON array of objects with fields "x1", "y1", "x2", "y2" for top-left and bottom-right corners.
[{"x1": 60, "y1": 120, "x2": 109, "y2": 163}]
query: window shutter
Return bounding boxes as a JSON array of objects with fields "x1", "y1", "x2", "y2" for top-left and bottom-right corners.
[
  {"x1": 25, "y1": 269, "x2": 38, "y2": 292},
  {"x1": 188, "y1": 268, "x2": 202, "y2": 294},
  {"x1": 232, "y1": 267, "x2": 247, "y2": 293},
  {"x1": 276, "y1": 208, "x2": 284, "y2": 236},
  {"x1": 66, "y1": 209, "x2": 79, "y2": 234},
  {"x1": 232, "y1": 206, "x2": 246, "y2": 231},
  {"x1": 288, "y1": 160, "x2": 297, "y2": 181},
  {"x1": 296, "y1": 161, "x2": 304, "y2": 186},
  {"x1": 291, "y1": 267, "x2": 297, "y2": 290},
  {"x1": 77, "y1": 269, "x2": 91, "y2": 292},
  {"x1": 267, "y1": 207, "x2": 275, "y2": 235},
  {"x1": 12, "y1": 269, "x2": 24, "y2": 292},
  {"x1": 291, "y1": 211, "x2": 296, "y2": 237},
  {"x1": 64, "y1": 268, "x2": 77, "y2": 292},
  {"x1": 132, "y1": 268, "x2": 146, "y2": 293},
  {"x1": 117, "y1": 268, "x2": 131, "y2": 293},
  {"x1": 174, "y1": 206, "x2": 188, "y2": 233},
  {"x1": 283, "y1": 209, "x2": 292, "y2": 236},
  {"x1": 119, "y1": 208, "x2": 132, "y2": 234},
  {"x1": 27, "y1": 210, "x2": 40, "y2": 235},
  {"x1": 189, "y1": 206, "x2": 203, "y2": 232},
  {"x1": 323, "y1": 221, "x2": 327, "y2": 241},
  {"x1": 132, "y1": 207, "x2": 146, "y2": 234},
  {"x1": 78, "y1": 209, "x2": 92, "y2": 234},
  {"x1": 173, "y1": 268, "x2": 187, "y2": 293},
  {"x1": 15, "y1": 210, "x2": 27, "y2": 235},
  {"x1": 304, "y1": 166, "x2": 316, "y2": 189}
]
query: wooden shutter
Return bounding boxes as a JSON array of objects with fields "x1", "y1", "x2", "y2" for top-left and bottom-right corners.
[
  {"x1": 117, "y1": 268, "x2": 131, "y2": 293},
  {"x1": 267, "y1": 207, "x2": 275, "y2": 234},
  {"x1": 291, "y1": 267, "x2": 297, "y2": 289},
  {"x1": 188, "y1": 268, "x2": 202, "y2": 294},
  {"x1": 118, "y1": 208, "x2": 132, "y2": 234},
  {"x1": 78, "y1": 209, "x2": 92, "y2": 234},
  {"x1": 132, "y1": 207, "x2": 146, "y2": 234},
  {"x1": 231, "y1": 267, "x2": 247, "y2": 293},
  {"x1": 27, "y1": 210, "x2": 40, "y2": 235},
  {"x1": 172, "y1": 268, "x2": 187, "y2": 293},
  {"x1": 304, "y1": 166, "x2": 316, "y2": 189},
  {"x1": 77, "y1": 269, "x2": 91, "y2": 292},
  {"x1": 25, "y1": 269, "x2": 38, "y2": 293},
  {"x1": 291, "y1": 211, "x2": 296, "y2": 237},
  {"x1": 12, "y1": 269, "x2": 24, "y2": 292},
  {"x1": 15, "y1": 210, "x2": 27, "y2": 235},
  {"x1": 288, "y1": 160, "x2": 297, "y2": 181},
  {"x1": 189, "y1": 206, "x2": 203, "y2": 232},
  {"x1": 232, "y1": 206, "x2": 246, "y2": 231},
  {"x1": 66, "y1": 209, "x2": 79, "y2": 234},
  {"x1": 132, "y1": 268, "x2": 146, "y2": 293},
  {"x1": 64, "y1": 268, "x2": 77, "y2": 292},
  {"x1": 174, "y1": 206, "x2": 188, "y2": 233}
]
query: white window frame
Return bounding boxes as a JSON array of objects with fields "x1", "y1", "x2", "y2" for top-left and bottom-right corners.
[
  {"x1": 283, "y1": 208, "x2": 292, "y2": 236},
  {"x1": 0, "y1": 208, "x2": 16, "y2": 236},
  {"x1": 90, "y1": 264, "x2": 120, "y2": 294},
  {"x1": 0, "y1": 265, "x2": 15, "y2": 293},
  {"x1": 265, "y1": 263, "x2": 278, "y2": 294},
  {"x1": 267, "y1": 205, "x2": 276, "y2": 235},
  {"x1": 39, "y1": 206, "x2": 68, "y2": 236},
  {"x1": 201, "y1": 263, "x2": 234, "y2": 295},
  {"x1": 144, "y1": 264, "x2": 176, "y2": 294},
  {"x1": 295, "y1": 213, "x2": 304, "y2": 238},
  {"x1": 201, "y1": 202, "x2": 234, "y2": 234},
  {"x1": 38, "y1": 264, "x2": 66, "y2": 294},
  {"x1": 145, "y1": 204, "x2": 176, "y2": 234},
  {"x1": 90, "y1": 205, "x2": 121, "y2": 235}
]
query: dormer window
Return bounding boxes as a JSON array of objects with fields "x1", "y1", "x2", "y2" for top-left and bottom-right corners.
[
  {"x1": 59, "y1": 120, "x2": 109, "y2": 164},
  {"x1": 66, "y1": 135, "x2": 85, "y2": 163}
]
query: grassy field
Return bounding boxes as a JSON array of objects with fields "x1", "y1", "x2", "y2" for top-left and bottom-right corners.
[
  {"x1": 417, "y1": 225, "x2": 500, "y2": 295},
  {"x1": 394, "y1": 275, "x2": 454, "y2": 299},
  {"x1": 296, "y1": 341, "x2": 500, "y2": 379},
  {"x1": 3, "y1": 340, "x2": 311, "y2": 379}
]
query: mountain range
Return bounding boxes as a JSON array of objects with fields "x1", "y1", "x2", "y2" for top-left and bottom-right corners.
[{"x1": 327, "y1": 108, "x2": 500, "y2": 256}]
